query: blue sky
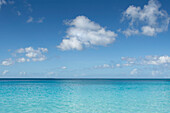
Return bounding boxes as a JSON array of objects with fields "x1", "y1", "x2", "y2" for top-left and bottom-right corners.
[{"x1": 0, "y1": 0, "x2": 170, "y2": 78}]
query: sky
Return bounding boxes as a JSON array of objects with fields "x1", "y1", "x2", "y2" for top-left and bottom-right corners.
[{"x1": 0, "y1": 0, "x2": 170, "y2": 78}]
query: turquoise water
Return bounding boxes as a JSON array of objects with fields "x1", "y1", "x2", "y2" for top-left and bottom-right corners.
[{"x1": 0, "y1": 80, "x2": 170, "y2": 113}]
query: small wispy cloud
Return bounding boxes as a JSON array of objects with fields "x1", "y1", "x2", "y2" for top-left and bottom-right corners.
[
  {"x1": 1, "y1": 58, "x2": 14, "y2": 66},
  {"x1": 17, "y1": 11, "x2": 21, "y2": 16},
  {"x1": 121, "y1": 55, "x2": 170, "y2": 66},
  {"x1": 2, "y1": 70, "x2": 9, "y2": 75},
  {"x1": 24, "y1": 0, "x2": 32, "y2": 12},
  {"x1": 94, "y1": 64, "x2": 114, "y2": 69},
  {"x1": 26, "y1": 17, "x2": 33, "y2": 23},
  {"x1": 151, "y1": 70, "x2": 161, "y2": 76},
  {"x1": 8, "y1": 0, "x2": 14, "y2": 5},
  {"x1": 19, "y1": 71, "x2": 26, "y2": 75},
  {"x1": 61, "y1": 66, "x2": 67, "y2": 69},
  {"x1": 26, "y1": 17, "x2": 45, "y2": 23},
  {"x1": 0, "y1": 0, "x2": 45, "y2": 23},
  {"x1": 0, "y1": 0, "x2": 7, "y2": 9},
  {"x1": 92, "y1": 55, "x2": 170, "y2": 76},
  {"x1": 130, "y1": 68, "x2": 138, "y2": 75},
  {"x1": 37, "y1": 17, "x2": 45, "y2": 23},
  {"x1": 47, "y1": 72, "x2": 55, "y2": 75}
]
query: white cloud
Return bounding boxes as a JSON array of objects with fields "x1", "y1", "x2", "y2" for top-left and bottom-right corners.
[
  {"x1": 16, "y1": 48, "x2": 25, "y2": 53},
  {"x1": 25, "y1": 47, "x2": 34, "y2": 52},
  {"x1": 32, "y1": 55, "x2": 46, "y2": 62},
  {"x1": 57, "y1": 16, "x2": 117, "y2": 50},
  {"x1": 38, "y1": 48, "x2": 48, "y2": 52},
  {"x1": 121, "y1": 57, "x2": 136, "y2": 62},
  {"x1": 92, "y1": 55, "x2": 170, "y2": 72},
  {"x1": 1, "y1": 47, "x2": 48, "y2": 66},
  {"x1": 58, "y1": 37, "x2": 83, "y2": 51},
  {"x1": 27, "y1": 17, "x2": 33, "y2": 23},
  {"x1": 121, "y1": 55, "x2": 170, "y2": 66},
  {"x1": 116, "y1": 64, "x2": 121, "y2": 67},
  {"x1": 123, "y1": 28, "x2": 139, "y2": 37},
  {"x1": 122, "y1": 63, "x2": 131, "y2": 67},
  {"x1": 1, "y1": 58, "x2": 14, "y2": 66},
  {"x1": 26, "y1": 52, "x2": 38, "y2": 58},
  {"x1": 121, "y1": 57, "x2": 136, "y2": 66},
  {"x1": 0, "y1": 0, "x2": 7, "y2": 8},
  {"x1": 122, "y1": 0, "x2": 170, "y2": 36},
  {"x1": 16, "y1": 58, "x2": 26, "y2": 63},
  {"x1": 130, "y1": 68, "x2": 138, "y2": 75},
  {"x1": 144, "y1": 55, "x2": 170, "y2": 65},
  {"x1": 0, "y1": 0, "x2": 45, "y2": 24},
  {"x1": 16, "y1": 47, "x2": 48, "y2": 62},
  {"x1": 26, "y1": 16, "x2": 45, "y2": 24},
  {"x1": 141, "y1": 26, "x2": 155, "y2": 36},
  {"x1": 2, "y1": 70, "x2": 9, "y2": 75},
  {"x1": 94, "y1": 64, "x2": 114, "y2": 69}
]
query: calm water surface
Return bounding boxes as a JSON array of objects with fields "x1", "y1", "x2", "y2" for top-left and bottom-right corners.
[{"x1": 0, "y1": 80, "x2": 170, "y2": 113}]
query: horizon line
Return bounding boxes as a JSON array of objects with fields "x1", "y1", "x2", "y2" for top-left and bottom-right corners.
[{"x1": 0, "y1": 78, "x2": 170, "y2": 80}]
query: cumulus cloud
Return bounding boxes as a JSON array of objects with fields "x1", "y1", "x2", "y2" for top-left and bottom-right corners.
[
  {"x1": 57, "y1": 16, "x2": 117, "y2": 50},
  {"x1": 122, "y1": 0, "x2": 170, "y2": 36},
  {"x1": 15, "y1": 47, "x2": 48, "y2": 62},
  {"x1": 1, "y1": 47, "x2": 48, "y2": 66},
  {"x1": 2, "y1": 70, "x2": 9, "y2": 75},
  {"x1": 141, "y1": 26, "x2": 156, "y2": 36},
  {"x1": 1, "y1": 58, "x2": 14, "y2": 66},
  {"x1": 122, "y1": 28, "x2": 139, "y2": 37}
]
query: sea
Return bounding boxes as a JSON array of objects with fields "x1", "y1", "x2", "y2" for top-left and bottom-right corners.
[{"x1": 0, "y1": 79, "x2": 170, "y2": 113}]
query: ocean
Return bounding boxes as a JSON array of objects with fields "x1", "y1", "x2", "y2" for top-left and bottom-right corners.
[{"x1": 0, "y1": 79, "x2": 170, "y2": 113}]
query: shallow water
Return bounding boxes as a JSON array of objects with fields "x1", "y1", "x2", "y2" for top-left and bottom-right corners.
[{"x1": 0, "y1": 80, "x2": 170, "y2": 113}]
